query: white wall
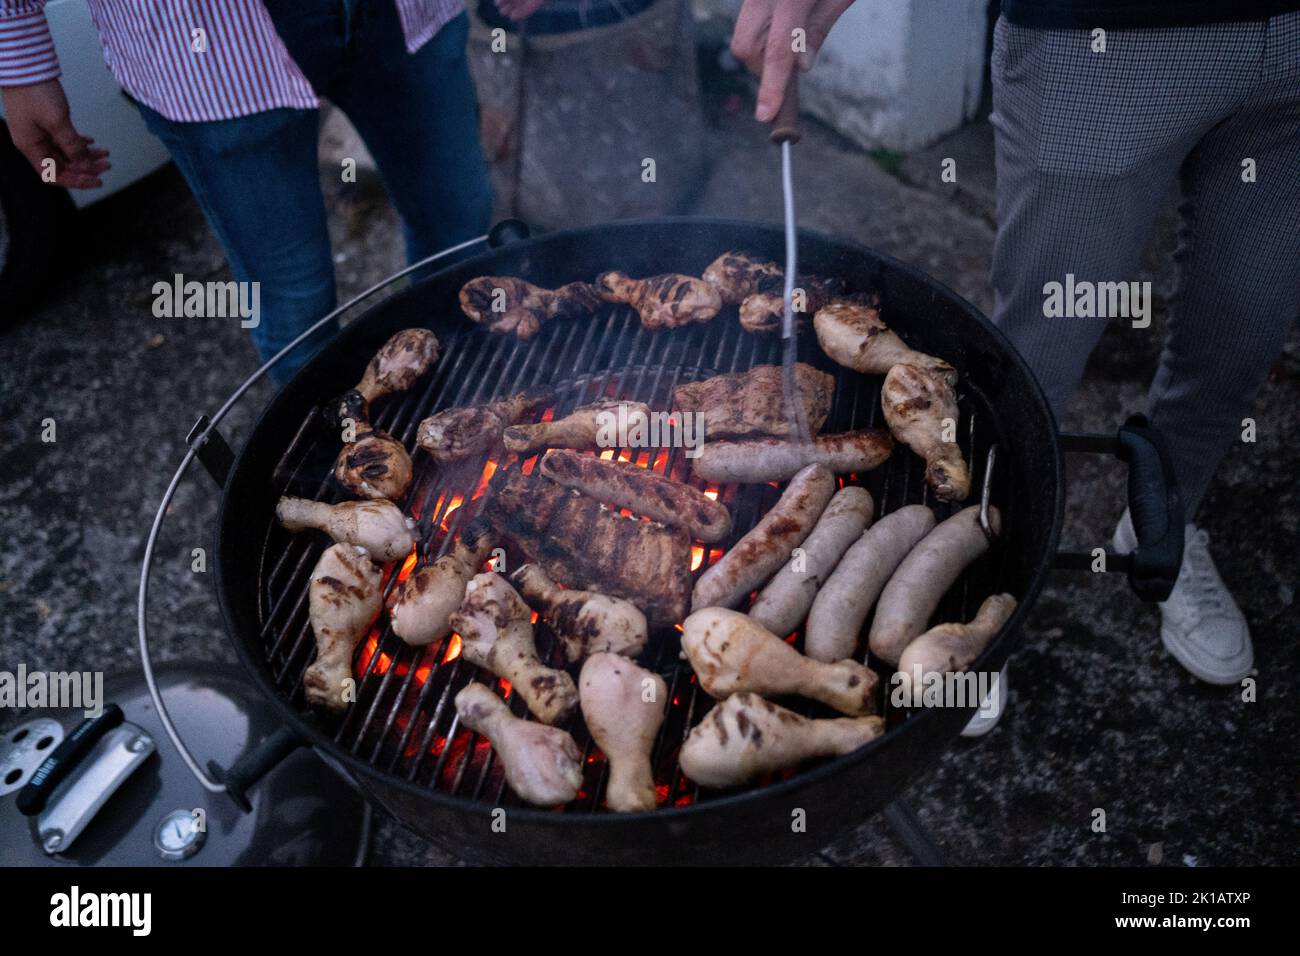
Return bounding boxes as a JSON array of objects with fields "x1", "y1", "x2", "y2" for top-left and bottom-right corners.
[{"x1": 698, "y1": 0, "x2": 989, "y2": 151}]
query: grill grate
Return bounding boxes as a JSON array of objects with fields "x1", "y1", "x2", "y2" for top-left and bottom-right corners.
[{"x1": 255, "y1": 301, "x2": 1009, "y2": 812}]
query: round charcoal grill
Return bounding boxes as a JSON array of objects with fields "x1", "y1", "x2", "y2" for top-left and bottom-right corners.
[{"x1": 140, "y1": 218, "x2": 1184, "y2": 865}]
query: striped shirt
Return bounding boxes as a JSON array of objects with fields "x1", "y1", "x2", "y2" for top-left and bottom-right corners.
[{"x1": 0, "y1": 0, "x2": 463, "y2": 121}]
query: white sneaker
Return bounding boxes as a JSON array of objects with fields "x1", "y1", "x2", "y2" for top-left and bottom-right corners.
[
  {"x1": 960, "y1": 663, "x2": 1007, "y2": 738},
  {"x1": 1113, "y1": 512, "x2": 1254, "y2": 685}
]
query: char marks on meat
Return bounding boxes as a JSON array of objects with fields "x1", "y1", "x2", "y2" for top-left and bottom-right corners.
[
  {"x1": 483, "y1": 469, "x2": 692, "y2": 627},
  {"x1": 459, "y1": 277, "x2": 601, "y2": 339},
  {"x1": 671, "y1": 363, "x2": 835, "y2": 440}
]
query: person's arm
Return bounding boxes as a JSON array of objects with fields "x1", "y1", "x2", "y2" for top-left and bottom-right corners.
[
  {"x1": 0, "y1": 0, "x2": 109, "y2": 188},
  {"x1": 730, "y1": 0, "x2": 855, "y2": 122}
]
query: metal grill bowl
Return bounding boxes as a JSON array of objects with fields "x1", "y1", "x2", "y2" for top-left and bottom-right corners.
[{"x1": 170, "y1": 218, "x2": 1181, "y2": 865}]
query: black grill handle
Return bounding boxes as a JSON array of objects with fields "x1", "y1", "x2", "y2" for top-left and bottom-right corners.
[
  {"x1": 488, "y1": 218, "x2": 531, "y2": 248},
  {"x1": 1117, "y1": 415, "x2": 1185, "y2": 599},
  {"x1": 1056, "y1": 415, "x2": 1184, "y2": 601},
  {"x1": 16, "y1": 705, "x2": 125, "y2": 816},
  {"x1": 207, "y1": 725, "x2": 304, "y2": 813}
]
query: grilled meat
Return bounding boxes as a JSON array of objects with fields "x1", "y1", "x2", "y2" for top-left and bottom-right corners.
[
  {"x1": 737, "y1": 277, "x2": 845, "y2": 335},
  {"x1": 304, "y1": 544, "x2": 383, "y2": 712},
  {"x1": 895, "y1": 594, "x2": 1017, "y2": 701},
  {"x1": 483, "y1": 468, "x2": 693, "y2": 627},
  {"x1": 671, "y1": 363, "x2": 834, "y2": 440},
  {"x1": 595, "y1": 271, "x2": 722, "y2": 329},
  {"x1": 881, "y1": 363, "x2": 970, "y2": 501},
  {"x1": 450, "y1": 572, "x2": 579, "y2": 725},
  {"x1": 691, "y1": 464, "x2": 835, "y2": 612},
  {"x1": 703, "y1": 251, "x2": 783, "y2": 304},
  {"x1": 390, "y1": 518, "x2": 493, "y2": 646},
  {"x1": 276, "y1": 496, "x2": 415, "y2": 562},
  {"x1": 356, "y1": 328, "x2": 440, "y2": 403},
  {"x1": 333, "y1": 425, "x2": 413, "y2": 501},
  {"x1": 682, "y1": 608, "x2": 879, "y2": 715},
  {"x1": 538, "y1": 449, "x2": 732, "y2": 543},
  {"x1": 502, "y1": 399, "x2": 650, "y2": 457},
  {"x1": 455, "y1": 683, "x2": 582, "y2": 806},
  {"x1": 701, "y1": 251, "x2": 846, "y2": 334},
  {"x1": 326, "y1": 328, "x2": 439, "y2": 427},
  {"x1": 579, "y1": 653, "x2": 666, "y2": 812},
  {"x1": 813, "y1": 299, "x2": 952, "y2": 375},
  {"x1": 416, "y1": 390, "x2": 552, "y2": 464},
  {"x1": 511, "y1": 564, "x2": 648, "y2": 663},
  {"x1": 680, "y1": 692, "x2": 884, "y2": 789},
  {"x1": 459, "y1": 276, "x2": 602, "y2": 339},
  {"x1": 690, "y1": 429, "x2": 893, "y2": 484}
]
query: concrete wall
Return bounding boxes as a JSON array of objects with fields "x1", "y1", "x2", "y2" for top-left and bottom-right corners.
[{"x1": 696, "y1": 0, "x2": 989, "y2": 151}]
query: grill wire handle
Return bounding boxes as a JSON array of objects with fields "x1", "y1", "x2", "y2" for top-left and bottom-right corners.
[
  {"x1": 779, "y1": 139, "x2": 811, "y2": 445},
  {"x1": 136, "y1": 234, "x2": 490, "y2": 799}
]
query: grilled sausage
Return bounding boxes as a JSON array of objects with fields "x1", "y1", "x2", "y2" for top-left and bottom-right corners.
[
  {"x1": 691, "y1": 430, "x2": 893, "y2": 484},
  {"x1": 868, "y1": 505, "x2": 999, "y2": 664},
  {"x1": 538, "y1": 449, "x2": 732, "y2": 543},
  {"x1": 748, "y1": 486, "x2": 874, "y2": 637},
  {"x1": 804, "y1": 505, "x2": 936, "y2": 663},
  {"x1": 691, "y1": 464, "x2": 836, "y2": 611}
]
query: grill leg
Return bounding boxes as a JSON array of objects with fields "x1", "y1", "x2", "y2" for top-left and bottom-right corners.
[{"x1": 883, "y1": 801, "x2": 947, "y2": 867}]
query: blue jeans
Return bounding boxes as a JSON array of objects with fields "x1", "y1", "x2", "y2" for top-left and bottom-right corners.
[{"x1": 136, "y1": 8, "x2": 490, "y2": 385}]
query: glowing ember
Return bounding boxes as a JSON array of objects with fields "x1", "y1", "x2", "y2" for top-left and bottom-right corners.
[
  {"x1": 521, "y1": 455, "x2": 539, "y2": 475},
  {"x1": 498, "y1": 678, "x2": 513, "y2": 696},
  {"x1": 529, "y1": 611, "x2": 539, "y2": 624},
  {"x1": 703, "y1": 485, "x2": 719, "y2": 500},
  {"x1": 471, "y1": 459, "x2": 498, "y2": 500},
  {"x1": 540, "y1": 407, "x2": 556, "y2": 422},
  {"x1": 356, "y1": 630, "x2": 391, "y2": 676},
  {"x1": 598, "y1": 449, "x2": 616, "y2": 461},
  {"x1": 396, "y1": 548, "x2": 418, "y2": 582},
  {"x1": 652, "y1": 450, "x2": 670, "y2": 472},
  {"x1": 690, "y1": 546, "x2": 705, "y2": 571},
  {"x1": 439, "y1": 495, "x2": 464, "y2": 532},
  {"x1": 442, "y1": 633, "x2": 463, "y2": 663}
]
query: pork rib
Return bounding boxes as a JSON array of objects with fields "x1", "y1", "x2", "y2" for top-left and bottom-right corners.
[{"x1": 483, "y1": 469, "x2": 692, "y2": 627}]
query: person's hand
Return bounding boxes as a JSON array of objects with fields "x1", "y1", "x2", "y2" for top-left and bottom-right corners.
[
  {"x1": 496, "y1": 0, "x2": 546, "y2": 22},
  {"x1": 730, "y1": 0, "x2": 855, "y2": 122},
  {"x1": 1, "y1": 79, "x2": 110, "y2": 189}
]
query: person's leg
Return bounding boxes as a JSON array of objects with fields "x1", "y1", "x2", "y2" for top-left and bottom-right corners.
[
  {"x1": 988, "y1": 16, "x2": 1258, "y2": 419},
  {"x1": 1113, "y1": 16, "x2": 1300, "y2": 684},
  {"x1": 1145, "y1": 28, "x2": 1300, "y2": 518},
  {"x1": 136, "y1": 103, "x2": 336, "y2": 385},
  {"x1": 332, "y1": 9, "x2": 492, "y2": 265}
]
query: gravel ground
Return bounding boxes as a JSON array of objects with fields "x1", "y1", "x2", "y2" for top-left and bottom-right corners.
[{"x1": 2, "y1": 71, "x2": 1295, "y2": 867}]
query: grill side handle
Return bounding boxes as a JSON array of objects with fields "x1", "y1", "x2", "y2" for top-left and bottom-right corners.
[
  {"x1": 1055, "y1": 415, "x2": 1185, "y2": 601},
  {"x1": 488, "y1": 218, "x2": 531, "y2": 248},
  {"x1": 207, "y1": 726, "x2": 305, "y2": 813}
]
